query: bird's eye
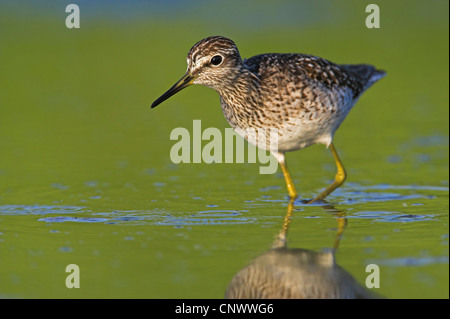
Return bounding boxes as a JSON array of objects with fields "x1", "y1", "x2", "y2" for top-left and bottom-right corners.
[{"x1": 210, "y1": 55, "x2": 223, "y2": 66}]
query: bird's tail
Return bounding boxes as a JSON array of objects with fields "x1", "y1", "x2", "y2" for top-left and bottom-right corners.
[{"x1": 343, "y1": 64, "x2": 386, "y2": 91}]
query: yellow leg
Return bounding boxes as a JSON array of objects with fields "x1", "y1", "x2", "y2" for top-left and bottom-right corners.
[
  {"x1": 278, "y1": 153, "x2": 298, "y2": 200},
  {"x1": 309, "y1": 143, "x2": 347, "y2": 204},
  {"x1": 333, "y1": 215, "x2": 347, "y2": 251},
  {"x1": 321, "y1": 205, "x2": 348, "y2": 251},
  {"x1": 272, "y1": 200, "x2": 294, "y2": 249}
]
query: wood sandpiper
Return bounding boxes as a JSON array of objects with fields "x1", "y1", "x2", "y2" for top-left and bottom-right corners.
[{"x1": 151, "y1": 36, "x2": 386, "y2": 203}]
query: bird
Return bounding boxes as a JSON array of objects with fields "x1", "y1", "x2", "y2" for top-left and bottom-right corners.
[{"x1": 151, "y1": 36, "x2": 386, "y2": 203}]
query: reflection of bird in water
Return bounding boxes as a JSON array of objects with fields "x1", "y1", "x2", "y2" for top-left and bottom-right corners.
[{"x1": 225, "y1": 202, "x2": 380, "y2": 299}]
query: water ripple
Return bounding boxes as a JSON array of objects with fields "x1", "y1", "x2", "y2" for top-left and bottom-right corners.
[
  {"x1": 154, "y1": 210, "x2": 254, "y2": 226},
  {"x1": 0, "y1": 205, "x2": 85, "y2": 215},
  {"x1": 38, "y1": 216, "x2": 110, "y2": 223},
  {"x1": 347, "y1": 211, "x2": 437, "y2": 223},
  {"x1": 0, "y1": 205, "x2": 254, "y2": 226},
  {"x1": 367, "y1": 256, "x2": 449, "y2": 267}
]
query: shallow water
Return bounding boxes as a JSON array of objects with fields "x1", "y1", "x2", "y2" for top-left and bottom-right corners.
[{"x1": 0, "y1": 1, "x2": 448, "y2": 298}]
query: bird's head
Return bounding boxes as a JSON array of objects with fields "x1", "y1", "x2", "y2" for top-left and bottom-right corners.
[{"x1": 151, "y1": 36, "x2": 242, "y2": 109}]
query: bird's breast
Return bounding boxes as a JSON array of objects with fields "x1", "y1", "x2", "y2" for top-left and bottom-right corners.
[{"x1": 219, "y1": 84, "x2": 355, "y2": 152}]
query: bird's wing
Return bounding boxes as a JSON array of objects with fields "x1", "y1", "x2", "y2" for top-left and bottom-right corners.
[{"x1": 244, "y1": 53, "x2": 384, "y2": 99}]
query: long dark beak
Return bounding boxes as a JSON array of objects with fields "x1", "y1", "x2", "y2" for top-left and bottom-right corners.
[{"x1": 151, "y1": 72, "x2": 196, "y2": 108}]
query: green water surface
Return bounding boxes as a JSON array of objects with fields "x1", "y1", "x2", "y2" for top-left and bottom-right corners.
[{"x1": 0, "y1": 1, "x2": 448, "y2": 298}]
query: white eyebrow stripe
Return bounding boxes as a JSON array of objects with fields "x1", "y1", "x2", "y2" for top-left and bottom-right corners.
[{"x1": 190, "y1": 56, "x2": 210, "y2": 72}]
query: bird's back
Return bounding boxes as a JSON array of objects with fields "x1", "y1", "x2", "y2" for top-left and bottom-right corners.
[{"x1": 244, "y1": 53, "x2": 385, "y2": 99}]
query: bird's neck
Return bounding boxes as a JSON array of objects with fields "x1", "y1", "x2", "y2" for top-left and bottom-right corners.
[{"x1": 216, "y1": 67, "x2": 261, "y2": 110}]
